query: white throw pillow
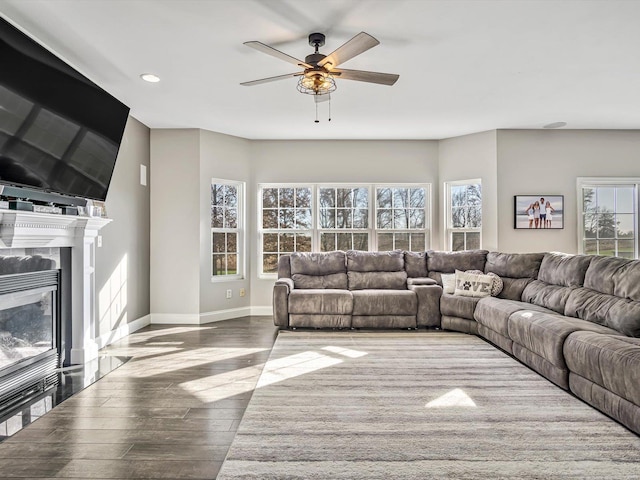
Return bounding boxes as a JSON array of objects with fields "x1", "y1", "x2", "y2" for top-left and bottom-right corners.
[
  {"x1": 441, "y1": 273, "x2": 456, "y2": 294},
  {"x1": 454, "y1": 270, "x2": 493, "y2": 298}
]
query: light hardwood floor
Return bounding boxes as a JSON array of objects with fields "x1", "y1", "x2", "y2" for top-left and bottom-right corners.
[{"x1": 0, "y1": 316, "x2": 279, "y2": 479}]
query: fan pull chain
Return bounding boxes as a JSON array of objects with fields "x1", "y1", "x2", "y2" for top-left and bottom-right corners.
[
  {"x1": 328, "y1": 97, "x2": 331, "y2": 122},
  {"x1": 315, "y1": 101, "x2": 319, "y2": 123}
]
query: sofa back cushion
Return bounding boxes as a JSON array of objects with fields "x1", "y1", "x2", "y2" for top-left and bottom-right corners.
[
  {"x1": 537, "y1": 252, "x2": 592, "y2": 287},
  {"x1": 485, "y1": 252, "x2": 544, "y2": 279},
  {"x1": 345, "y1": 250, "x2": 406, "y2": 290},
  {"x1": 404, "y1": 251, "x2": 428, "y2": 278},
  {"x1": 291, "y1": 251, "x2": 346, "y2": 275},
  {"x1": 484, "y1": 252, "x2": 544, "y2": 301},
  {"x1": 522, "y1": 280, "x2": 575, "y2": 314},
  {"x1": 346, "y1": 250, "x2": 404, "y2": 272},
  {"x1": 565, "y1": 288, "x2": 640, "y2": 337},
  {"x1": 289, "y1": 251, "x2": 347, "y2": 290},
  {"x1": 564, "y1": 255, "x2": 640, "y2": 337},
  {"x1": 348, "y1": 271, "x2": 408, "y2": 290},
  {"x1": 291, "y1": 273, "x2": 348, "y2": 290},
  {"x1": 426, "y1": 250, "x2": 488, "y2": 279}
]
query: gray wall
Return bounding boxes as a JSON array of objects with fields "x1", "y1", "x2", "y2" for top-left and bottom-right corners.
[
  {"x1": 438, "y1": 131, "x2": 498, "y2": 251},
  {"x1": 150, "y1": 129, "x2": 201, "y2": 317},
  {"x1": 96, "y1": 116, "x2": 150, "y2": 336},
  {"x1": 199, "y1": 130, "x2": 252, "y2": 316},
  {"x1": 496, "y1": 129, "x2": 640, "y2": 253}
]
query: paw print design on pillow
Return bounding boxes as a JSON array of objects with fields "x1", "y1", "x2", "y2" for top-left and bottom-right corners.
[{"x1": 462, "y1": 281, "x2": 472, "y2": 290}]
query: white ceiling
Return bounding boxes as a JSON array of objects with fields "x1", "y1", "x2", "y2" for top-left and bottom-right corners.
[{"x1": 2, "y1": 0, "x2": 640, "y2": 140}]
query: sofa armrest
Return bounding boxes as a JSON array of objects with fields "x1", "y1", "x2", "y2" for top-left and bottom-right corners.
[
  {"x1": 409, "y1": 284, "x2": 442, "y2": 327},
  {"x1": 273, "y1": 278, "x2": 294, "y2": 327},
  {"x1": 407, "y1": 277, "x2": 437, "y2": 286}
]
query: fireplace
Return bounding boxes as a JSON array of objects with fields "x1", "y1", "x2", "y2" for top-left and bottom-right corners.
[
  {"x1": 0, "y1": 266, "x2": 60, "y2": 412},
  {"x1": 0, "y1": 209, "x2": 110, "y2": 412}
]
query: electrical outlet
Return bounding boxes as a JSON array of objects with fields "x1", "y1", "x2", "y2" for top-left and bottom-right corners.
[
  {"x1": 226, "y1": 289, "x2": 232, "y2": 299},
  {"x1": 97, "y1": 235, "x2": 102, "y2": 248},
  {"x1": 239, "y1": 288, "x2": 246, "y2": 297}
]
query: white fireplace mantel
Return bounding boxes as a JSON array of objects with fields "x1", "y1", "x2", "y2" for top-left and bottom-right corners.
[{"x1": 0, "y1": 209, "x2": 111, "y2": 364}]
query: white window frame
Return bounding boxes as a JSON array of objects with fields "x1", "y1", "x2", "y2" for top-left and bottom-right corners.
[
  {"x1": 374, "y1": 184, "x2": 431, "y2": 252},
  {"x1": 258, "y1": 184, "x2": 314, "y2": 277},
  {"x1": 445, "y1": 179, "x2": 482, "y2": 251},
  {"x1": 577, "y1": 177, "x2": 640, "y2": 259},
  {"x1": 258, "y1": 183, "x2": 432, "y2": 277},
  {"x1": 210, "y1": 178, "x2": 244, "y2": 281},
  {"x1": 317, "y1": 184, "x2": 372, "y2": 252}
]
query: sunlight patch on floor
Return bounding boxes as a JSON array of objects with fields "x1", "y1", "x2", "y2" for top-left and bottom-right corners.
[
  {"x1": 321, "y1": 346, "x2": 368, "y2": 358},
  {"x1": 426, "y1": 388, "x2": 477, "y2": 408}
]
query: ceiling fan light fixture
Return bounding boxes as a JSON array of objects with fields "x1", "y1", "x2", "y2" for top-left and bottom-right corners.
[{"x1": 297, "y1": 72, "x2": 336, "y2": 95}]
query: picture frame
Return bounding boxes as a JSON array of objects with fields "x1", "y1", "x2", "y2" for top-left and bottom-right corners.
[{"x1": 514, "y1": 195, "x2": 564, "y2": 229}]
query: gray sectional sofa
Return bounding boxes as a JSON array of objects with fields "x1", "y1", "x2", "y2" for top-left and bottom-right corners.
[{"x1": 273, "y1": 249, "x2": 640, "y2": 435}]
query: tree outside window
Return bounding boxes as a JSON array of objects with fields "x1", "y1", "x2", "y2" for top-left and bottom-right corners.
[{"x1": 446, "y1": 181, "x2": 482, "y2": 251}]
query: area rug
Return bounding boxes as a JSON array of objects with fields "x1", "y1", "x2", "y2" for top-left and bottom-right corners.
[{"x1": 217, "y1": 331, "x2": 640, "y2": 479}]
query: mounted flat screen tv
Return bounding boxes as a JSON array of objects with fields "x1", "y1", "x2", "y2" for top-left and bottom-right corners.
[{"x1": 0, "y1": 17, "x2": 130, "y2": 202}]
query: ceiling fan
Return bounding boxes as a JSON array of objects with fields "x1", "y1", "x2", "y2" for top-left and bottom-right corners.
[{"x1": 240, "y1": 32, "x2": 399, "y2": 120}]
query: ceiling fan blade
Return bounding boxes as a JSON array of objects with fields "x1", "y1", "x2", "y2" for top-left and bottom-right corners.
[
  {"x1": 331, "y1": 68, "x2": 399, "y2": 86},
  {"x1": 314, "y1": 93, "x2": 330, "y2": 103},
  {"x1": 244, "y1": 41, "x2": 312, "y2": 68},
  {"x1": 240, "y1": 72, "x2": 303, "y2": 86},
  {"x1": 318, "y1": 32, "x2": 379, "y2": 69}
]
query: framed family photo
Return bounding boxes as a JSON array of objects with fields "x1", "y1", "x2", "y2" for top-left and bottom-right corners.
[{"x1": 514, "y1": 195, "x2": 564, "y2": 229}]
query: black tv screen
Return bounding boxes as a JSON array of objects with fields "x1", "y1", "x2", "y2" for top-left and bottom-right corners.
[{"x1": 0, "y1": 17, "x2": 130, "y2": 201}]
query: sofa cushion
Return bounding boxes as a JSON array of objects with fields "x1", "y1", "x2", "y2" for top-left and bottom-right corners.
[
  {"x1": 352, "y1": 290, "x2": 417, "y2": 316},
  {"x1": 521, "y1": 280, "x2": 575, "y2": 314},
  {"x1": 565, "y1": 288, "x2": 640, "y2": 337},
  {"x1": 288, "y1": 289, "x2": 352, "y2": 315},
  {"x1": 475, "y1": 297, "x2": 553, "y2": 338},
  {"x1": 508, "y1": 311, "x2": 620, "y2": 370},
  {"x1": 346, "y1": 250, "x2": 404, "y2": 272},
  {"x1": 564, "y1": 331, "x2": 640, "y2": 408},
  {"x1": 453, "y1": 270, "x2": 493, "y2": 298},
  {"x1": 485, "y1": 252, "x2": 545, "y2": 279},
  {"x1": 427, "y1": 249, "x2": 488, "y2": 273},
  {"x1": 537, "y1": 252, "x2": 592, "y2": 287},
  {"x1": 583, "y1": 255, "x2": 631, "y2": 295},
  {"x1": 290, "y1": 251, "x2": 346, "y2": 276},
  {"x1": 404, "y1": 251, "x2": 427, "y2": 277},
  {"x1": 348, "y1": 271, "x2": 407, "y2": 290},
  {"x1": 292, "y1": 273, "x2": 348, "y2": 290},
  {"x1": 498, "y1": 277, "x2": 534, "y2": 301},
  {"x1": 440, "y1": 293, "x2": 481, "y2": 320}
]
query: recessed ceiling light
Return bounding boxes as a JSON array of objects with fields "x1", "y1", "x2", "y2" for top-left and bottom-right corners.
[
  {"x1": 140, "y1": 73, "x2": 160, "y2": 83},
  {"x1": 543, "y1": 121, "x2": 567, "y2": 129}
]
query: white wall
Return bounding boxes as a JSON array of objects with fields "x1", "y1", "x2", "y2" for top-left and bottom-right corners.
[
  {"x1": 248, "y1": 140, "x2": 439, "y2": 308},
  {"x1": 150, "y1": 129, "x2": 201, "y2": 318},
  {"x1": 438, "y1": 130, "x2": 498, "y2": 251},
  {"x1": 199, "y1": 130, "x2": 252, "y2": 317},
  {"x1": 496, "y1": 130, "x2": 640, "y2": 253},
  {"x1": 96, "y1": 116, "x2": 150, "y2": 336}
]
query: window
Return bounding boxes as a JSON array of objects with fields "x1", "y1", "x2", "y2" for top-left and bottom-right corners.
[
  {"x1": 259, "y1": 184, "x2": 431, "y2": 275},
  {"x1": 375, "y1": 186, "x2": 428, "y2": 251},
  {"x1": 446, "y1": 180, "x2": 482, "y2": 251},
  {"x1": 260, "y1": 186, "x2": 313, "y2": 274},
  {"x1": 211, "y1": 180, "x2": 243, "y2": 279},
  {"x1": 319, "y1": 186, "x2": 369, "y2": 251},
  {"x1": 578, "y1": 178, "x2": 639, "y2": 259}
]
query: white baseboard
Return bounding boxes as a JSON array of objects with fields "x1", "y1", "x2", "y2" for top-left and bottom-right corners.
[
  {"x1": 250, "y1": 306, "x2": 273, "y2": 316},
  {"x1": 96, "y1": 314, "x2": 151, "y2": 349},
  {"x1": 199, "y1": 307, "x2": 253, "y2": 324},
  {"x1": 150, "y1": 313, "x2": 201, "y2": 324},
  {"x1": 149, "y1": 307, "x2": 273, "y2": 325}
]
